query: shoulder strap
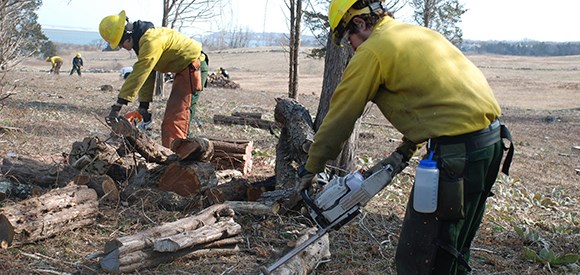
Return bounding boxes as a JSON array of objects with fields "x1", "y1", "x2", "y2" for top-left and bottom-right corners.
[{"x1": 500, "y1": 124, "x2": 514, "y2": 175}]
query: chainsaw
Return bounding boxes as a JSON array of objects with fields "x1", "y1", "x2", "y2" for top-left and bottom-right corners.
[{"x1": 260, "y1": 163, "x2": 401, "y2": 274}]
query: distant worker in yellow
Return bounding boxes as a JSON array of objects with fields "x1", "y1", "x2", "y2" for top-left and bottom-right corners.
[
  {"x1": 70, "y1": 53, "x2": 84, "y2": 76},
  {"x1": 46, "y1": 56, "x2": 63, "y2": 75},
  {"x1": 99, "y1": 10, "x2": 208, "y2": 148}
]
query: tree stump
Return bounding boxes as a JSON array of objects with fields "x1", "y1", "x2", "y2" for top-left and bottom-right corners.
[
  {"x1": 99, "y1": 203, "x2": 242, "y2": 273},
  {"x1": 0, "y1": 184, "x2": 98, "y2": 248}
]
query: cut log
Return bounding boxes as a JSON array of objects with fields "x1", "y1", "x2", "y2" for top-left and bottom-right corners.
[
  {"x1": 170, "y1": 137, "x2": 214, "y2": 161},
  {"x1": 232, "y1": 111, "x2": 262, "y2": 119},
  {"x1": 99, "y1": 203, "x2": 241, "y2": 273},
  {"x1": 211, "y1": 138, "x2": 253, "y2": 175},
  {"x1": 112, "y1": 117, "x2": 173, "y2": 163},
  {"x1": 0, "y1": 184, "x2": 98, "y2": 247},
  {"x1": 73, "y1": 174, "x2": 119, "y2": 203},
  {"x1": 68, "y1": 136, "x2": 120, "y2": 175},
  {"x1": 157, "y1": 161, "x2": 217, "y2": 197},
  {"x1": 1, "y1": 156, "x2": 79, "y2": 188},
  {"x1": 226, "y1": 201, "x2": 275, "y2": 216},
  {"x1": 273, "y1": 98, "x2": 314, "y2": 189},
  {"x1": 213, "y1": 114, "x2": 280, "y2": 130},
  {"x1": 153, "y1": 219, "x2": 242, "y2": 252},
  {"x1": 269, "y1": 227, "x2": 331, "y2": 275}
]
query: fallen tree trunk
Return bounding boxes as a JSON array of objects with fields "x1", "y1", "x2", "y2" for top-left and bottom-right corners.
[
  {"x1": 1, "y1": 156, "x2": 79, "y2": 188},
  {"x1": 273, "y1": 98, "x2": 314, "y2": 189},
  {"x1": 213, "y1": 114, "x2": 280, "y2": 131},
  {"x1": 99, "y1": 203, "x2": 241, "y2": 273},
  {"x1": 0, "y1": 184, "x2": 98, "y2": 248}
]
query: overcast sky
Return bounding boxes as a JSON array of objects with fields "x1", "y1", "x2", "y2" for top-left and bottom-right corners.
[{"x1": 37, "y1": 0, "x2": 580, "y2": 42}]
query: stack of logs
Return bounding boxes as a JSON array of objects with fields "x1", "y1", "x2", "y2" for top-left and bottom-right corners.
[
  {"x1": 99, "y1": 204, "x2": 243, "y2": 273},
  {"x1": 207, "y1": 73, "x2": 240, "y2": 89}
]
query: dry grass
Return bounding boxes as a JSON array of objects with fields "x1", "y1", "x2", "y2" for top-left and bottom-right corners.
[{"x1": 0, "y1": 48, "x2": 579, "y2": 274}]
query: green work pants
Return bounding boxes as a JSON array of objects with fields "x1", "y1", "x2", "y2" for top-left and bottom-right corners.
[
  {"x1": 395, "y1": 140, "x2": 503, "y2": 274},
  {"x1": 188, "y1": 58, "x2": 208, "y2": 133}
]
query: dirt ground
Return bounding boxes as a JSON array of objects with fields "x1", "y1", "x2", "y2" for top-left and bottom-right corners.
[{"x1": 0, "y1": 47, "x2": 579, "y2": 274}]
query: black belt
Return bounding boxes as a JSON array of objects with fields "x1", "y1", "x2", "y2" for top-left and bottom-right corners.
[
  {"x1": 431, "y1": 120, "x2": 501, "y2": 150},
  {"x1": 429, "y1": 120, "x2": 514, "y2": 176}
]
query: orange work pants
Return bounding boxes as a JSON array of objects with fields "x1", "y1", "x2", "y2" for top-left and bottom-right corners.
[{"x1": 161, "y1": 59, "x2": 202, "y2": 148}]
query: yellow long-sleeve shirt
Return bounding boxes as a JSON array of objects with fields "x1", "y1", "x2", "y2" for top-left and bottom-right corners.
[
  {"x1": 49, "y1": 56, "x2": 63, "y2": 64},
  {"x1": 118, "y1": 27, "x2": 203, "y2": 103},
  {"x1": 306, "y1": 16, "x2": 501, "y2": 173}
]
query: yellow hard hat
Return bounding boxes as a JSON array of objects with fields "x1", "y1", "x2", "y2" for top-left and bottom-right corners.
[
  {"x1": 99, "y1": 10, "x2": 126, "y2": 49},
  {"x1": 328, "y1": 0, "x2": 358, "y2": 32},
  {"x1": 76, "y1": 53, "x2": 81, "y2": 58},
  {"x1": 328, "y1": 0, "x2": 382, "y2": 44}
]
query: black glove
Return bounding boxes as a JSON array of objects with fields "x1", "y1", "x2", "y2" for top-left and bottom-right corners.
[
  {"x1": 296, "y1": 165, "x2": 317, "y2": 192},
  {"x1": 106, "y1": 104, "x2": 122, "y2": 126},
  {"x1": 364, "y1": 151, "x2": 407, "y2": 178}
]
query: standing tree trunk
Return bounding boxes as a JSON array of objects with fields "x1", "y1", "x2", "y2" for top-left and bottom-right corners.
[
  {"x1": 288, "y1": 0, "x2": 302, "y2": 99},
  {"x1": 314, "y1": 33, "x2": 358, "y2": 175}
]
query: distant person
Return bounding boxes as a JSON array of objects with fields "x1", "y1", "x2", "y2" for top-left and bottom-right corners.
[
  {"x1": 218, "y1": 67, "x2": 229, "y2": 79},
  {"x1": 119, "y1": 66, "x2": 133, "y2": 79},
  {"x1": 69, "y1": 53, "x2": 84, "y2": 76},
  {"x1": 297, "y1": 0, "x2": 513, "y2": 274},
  {"x1": 99, "y1": 10, "x2": 208, "y2": 148},
  {"x1": 46, "y1": 56, "x2": 63, "y2": 75}
]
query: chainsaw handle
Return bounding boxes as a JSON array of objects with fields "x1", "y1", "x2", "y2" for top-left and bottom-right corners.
[{"x1": 300, "y1": 190, "x2": 330, "y2": 228}]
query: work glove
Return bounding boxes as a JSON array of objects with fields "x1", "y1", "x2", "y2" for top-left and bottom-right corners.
[
  {"x1": 364, "y1": 151, "x2": 407, "y2": 178},
  {"x1": 106, "y1": 104, "x2": 123, "y2": 127},
  {"x1": 296, "y1": 165, "x2": 317, "y2": 192}
]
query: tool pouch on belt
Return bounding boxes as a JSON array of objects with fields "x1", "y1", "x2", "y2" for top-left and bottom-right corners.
[
  {"x1": 189, "y1": 59, "x2": 203, "y2": 92},
  {"x1": 435, "y1": 143, "x2": 466, "y2": 221}
]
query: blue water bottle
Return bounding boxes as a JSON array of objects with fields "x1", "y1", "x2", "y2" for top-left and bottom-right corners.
[{"x1": 413, "y1": 151, "x2": 439, "y2": 213}]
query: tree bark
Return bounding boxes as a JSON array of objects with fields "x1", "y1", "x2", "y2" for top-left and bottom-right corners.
[
  {"x1": 0, "y1": 184, "x2": 98, "y2": 247},
  {"x1": 273, "y1": 97, "x2": 314, "y2": 189},
  {"x1": 314, "y1": 33, "x2": 358, "y2": 175}
]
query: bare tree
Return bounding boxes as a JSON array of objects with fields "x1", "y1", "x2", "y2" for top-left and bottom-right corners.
[
  {"x1": 410, "y1": 0, "x2": 466, "y2": 47},
  {"x1": 162, "y1": 0, "x2": 227, "y2": 31},
  {"x1": 0, "y1": 0, "x2": 47, "y2": 70}
]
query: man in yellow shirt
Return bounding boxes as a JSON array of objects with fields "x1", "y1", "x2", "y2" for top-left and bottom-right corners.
[
  {"x1": 46, "y1": 56, "x2": 63, "y2": 75},
  {"x1": 99, "y1": 11, "x2": 208, "y2": 148},
  {"x1": 297, "y1": 0, "x2": 512, "y2": 274}
]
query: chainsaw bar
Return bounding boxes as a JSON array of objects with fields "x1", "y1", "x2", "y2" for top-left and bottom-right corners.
[{"x1": 260, "y1": 203, "x2": 360, "y2": 274}]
